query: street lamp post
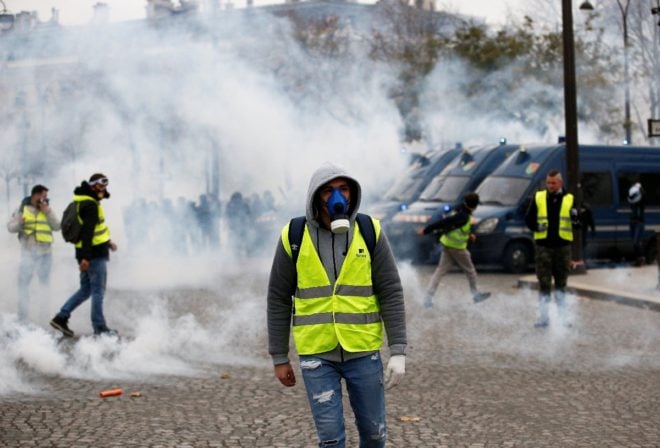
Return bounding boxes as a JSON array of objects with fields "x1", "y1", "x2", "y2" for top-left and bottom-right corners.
[
  {"x1": 617, "y1": 0, "x2": 632, "y2": 144},
  {"x1": 582, "y1": 1, "x2": 634, "y2": 144},
  {"x1": 561, "y1": 0, "x2": 584, "y2": 270}
]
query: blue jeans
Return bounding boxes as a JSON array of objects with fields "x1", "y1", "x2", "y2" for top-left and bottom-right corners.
[
  {"x1": 57, "y1": 258, "x2": 108, "y2": 331},
  {"x1": 17, "y1": 250, "x2": 52, "y2": 321},
  {"x1": 300, "y1": 353, "x2": 386, "y2": 448}
]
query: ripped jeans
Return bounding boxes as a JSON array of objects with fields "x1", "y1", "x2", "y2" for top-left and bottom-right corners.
[{"x1": 300, "y1": 353, "x2": 386, "y2": 448}]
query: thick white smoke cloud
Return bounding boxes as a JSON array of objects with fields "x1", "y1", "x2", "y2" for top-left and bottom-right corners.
[
  {"x1": 2, "y1": 7, "x2": 654, "y2": 398},
  {"x1": 0, "y1": 10, "x2": 409, "y2": 395}
]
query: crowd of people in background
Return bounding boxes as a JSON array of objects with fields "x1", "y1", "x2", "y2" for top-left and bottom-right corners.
[{"x1": 121, "y1": 190, "x2": 279, "y2": 257}]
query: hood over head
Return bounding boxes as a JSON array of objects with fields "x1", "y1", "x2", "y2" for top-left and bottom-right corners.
[{"x1": 306, "y1": 162, "x2": 361, "y2": 228}]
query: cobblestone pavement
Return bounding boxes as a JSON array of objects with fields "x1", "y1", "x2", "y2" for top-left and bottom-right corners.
[{"x1": 1, "y1": 269, "x2": 659, "y2": 447}]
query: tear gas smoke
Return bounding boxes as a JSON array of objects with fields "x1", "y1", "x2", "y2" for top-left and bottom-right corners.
[
  {"x1": 1, "y1": 8, "x2": 655, "y2": 397},
  {"x1": 0, "y1": 11, "x2": 407, "y2": 395}
]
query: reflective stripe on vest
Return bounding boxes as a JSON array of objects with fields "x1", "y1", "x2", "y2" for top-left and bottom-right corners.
[
  {"x1": 21, "y1": 208, "x2": 53, "y2": 243},
  {"x1": 281, "y1": 218, "x2": 384, "y2": 355},
  {"x1": 534, "y1": 190, "x2": 574, "y2": 241},
  {"x1": 73, "y1": 195, "x2": 111, "y2": 248},
  {"x1": 440, "y1": 218, "x2": 471, "y2": 249}
]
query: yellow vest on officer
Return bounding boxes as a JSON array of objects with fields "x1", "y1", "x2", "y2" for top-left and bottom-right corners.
[
  {"x1": 21, "y1": 207, "x2": 54, "y2": 244},
  {"x1": 281, "y1": 218, "x2": 383, "y2": 355},
  {"x1": 439, "y1": 215, "x2": 472, "y2": 250},
  {"x1": 73, "y1": 195, "x2": 111, "y2": 248},
  {"x1": 534, "y1": 190, "x2": 574, "y2": 241}
]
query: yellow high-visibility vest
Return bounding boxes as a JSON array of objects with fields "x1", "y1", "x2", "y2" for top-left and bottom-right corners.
[
  {"x1": 440, "y1": 216, "x2": 471, "y2": 249},
  {"x1": 281, "y1": 218, "x2": 383, "y2": 355},
  {"x1": 73, "y1": 195, "x2": 111, "y2": 248},
  {"x1": 21, "y1": 207, "x2": 54, "y2": 244},
  {"x1": 534, "y1": 190, "x2": 574, "y2": 241}
]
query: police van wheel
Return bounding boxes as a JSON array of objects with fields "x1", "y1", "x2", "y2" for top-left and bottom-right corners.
[{"x1": 504, "y1": 242, "x2": 532, "y2": 274}]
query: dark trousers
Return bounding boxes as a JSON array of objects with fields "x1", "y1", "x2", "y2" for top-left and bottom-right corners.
[
  {"x1": 630, "y1": 221, "x2": 645, "y2": 259},
  {"x1": 535, "y1": 245, "x2": 571, "y2": 324}
]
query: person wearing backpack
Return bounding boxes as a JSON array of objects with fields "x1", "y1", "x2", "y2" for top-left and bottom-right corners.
[
  {"x1": 50, "y1": 173, "x2": 118, "y2": 338},
  {"x1": 7, "y1": 184, "x2": 60, "y2": 322},
  {"x1": 416, "y1": 192, "x2": 492, "y2": 308},
  {"x1": 267, "y1": 163, "x2": 407, "y2": 448}
]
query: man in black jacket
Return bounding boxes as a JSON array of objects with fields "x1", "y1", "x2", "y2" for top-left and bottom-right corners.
[
  {"x1": 417, "y1": 192, "x2": 491, "y2": 308},
  {"x1": 50, "y1": 173, "x2": 118, "y2": 337},
  {"x1": 525, "y1": 170, "x2": 578, "y2": 328}
]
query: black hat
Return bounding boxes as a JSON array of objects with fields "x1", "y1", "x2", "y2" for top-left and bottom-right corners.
[{"x1": 464, "y1": 192, "x2": 480, "y2": 209}]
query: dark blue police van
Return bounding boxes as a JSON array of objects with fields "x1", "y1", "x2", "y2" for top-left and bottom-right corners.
[
  {"x1": 385, "y1": 142, "x2": 519, "y2": 262},
  {"x1": 367, "y1": 146, "x2": 461, "y2": 222},
  {"x1": 470, "y1": 143, "x2": 660, "y2": 272}
]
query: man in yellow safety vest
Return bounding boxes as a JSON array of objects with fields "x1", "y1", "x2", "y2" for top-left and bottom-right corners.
[
  {"x1": 50, "y1": 173, "x2": 118, "y2": 338},
  {"x1": 7, "y1": 184, "x2": 61, "y2": 322},
  {"x1": 525, "y1": 170, "x2": 578, "y2": 328},
  {"x1": 267, "y1": 163, "x2": 407, "y2": 447},
  {"x1": 417, "y1": 192, "x2": 491, "y2": 308}
]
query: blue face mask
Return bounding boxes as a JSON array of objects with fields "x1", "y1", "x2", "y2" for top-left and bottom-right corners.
[
  {"x1": 327, "y1": 188, "x2": 348, "y2": 219},
  {"x1": 326, "y1": 187, "x2": 350, "y2": 234}
]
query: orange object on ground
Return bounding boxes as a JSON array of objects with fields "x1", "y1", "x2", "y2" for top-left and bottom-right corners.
[{"x1": 99, "y1": 388, "x2": 123, "y2": 398}]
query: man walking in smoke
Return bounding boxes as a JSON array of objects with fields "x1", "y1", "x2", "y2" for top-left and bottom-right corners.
[
  {"x1": 7, "y1": 184, "x2": 61, "y2": 322},
  {"x1": 267, "y1": 163, "x2": 407, "y2": 447},
  {"x1": 525, "y1": 170, "x2": 580, "y2": 328},
  {"x1": 416, "y1": 192, "x2": 491, "y2": 308},
  {"x1": 50, "y1": 173, "x2": 118, "y2": 338}
]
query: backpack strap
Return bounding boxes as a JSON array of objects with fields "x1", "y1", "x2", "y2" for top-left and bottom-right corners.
[
  {"x1": 288, "y1": 216, "x2": 307, "y2": 266},
  {"x1": 18, "y1": 196, "x2": 30, "y2": 214},
  {"x1": 356, "y1": 213, "x2": 377, "y2": 258},
  {"x1": 288, "y1": 213, "x2": 377, "y2": 265}
]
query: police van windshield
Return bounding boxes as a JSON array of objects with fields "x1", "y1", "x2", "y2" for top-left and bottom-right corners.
[
  {"x1": 476, "y1": 177, "x2": 530, "y2": 206},
  {"x1": 384, "y1": 175, "x2": 426, "y2": 202},
  {"x1": 420, "y1": 176, "x2": 469, "y2": 202}
]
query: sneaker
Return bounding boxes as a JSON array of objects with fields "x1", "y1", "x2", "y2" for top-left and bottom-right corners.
[
  {"x1": 50, "y1": 316, "x2": 75, "y2": 338},
  {"x1": 472, "y1": 291, "x2": 491, "y2": 303},
  {"x1": 423, "y1": 297, "x2": 434, "y2": 309},
  {"x1": 94, "y1": 326, "x2": 119, "y2": 337}
]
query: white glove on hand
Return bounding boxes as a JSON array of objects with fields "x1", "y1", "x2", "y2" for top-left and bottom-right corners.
[{"x1": 384, "y1": 355, "x2": 405, "y2": 390}]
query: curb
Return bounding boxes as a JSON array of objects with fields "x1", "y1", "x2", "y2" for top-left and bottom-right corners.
[{"x1": 517, "y1": 277, "x2": 660, "y2": 312}]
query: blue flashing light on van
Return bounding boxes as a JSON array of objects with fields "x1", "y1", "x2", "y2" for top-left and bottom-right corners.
[
  {"x1": 366, "y1": 147, "x2": 461, "y2": 222},
  {"x1": 470, "y1": 143, "x2": 660, "y2": 272}
]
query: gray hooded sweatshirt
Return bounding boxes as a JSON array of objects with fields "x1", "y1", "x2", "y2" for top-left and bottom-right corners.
[{"x1": 267, "y1": 163, "x2": 407, "y2": 365}]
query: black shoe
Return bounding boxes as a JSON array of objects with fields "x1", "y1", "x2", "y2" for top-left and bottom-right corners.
[
  {"x1": 533, "y1": 320, "x2": 549, "y2": 328},
  {"x1": 50, "y1": 316, "x2": 75, "y2": 338},
  {"x1": 472, "y1": 291, "x2": 491, "y2": 303},
  {"x1": 94, "y1": 326, "x2": 119, "y2": 337}
]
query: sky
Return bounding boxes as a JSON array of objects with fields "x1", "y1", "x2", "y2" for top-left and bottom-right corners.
[{"x1": 2, "y1": 0, "x2": 529, "y2": 26}]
